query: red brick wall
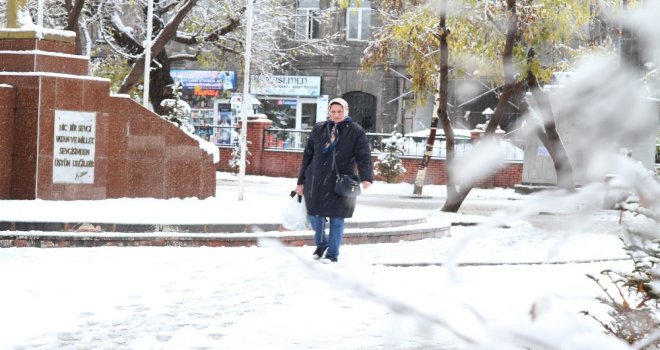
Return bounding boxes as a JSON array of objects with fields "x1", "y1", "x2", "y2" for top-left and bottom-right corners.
[
  {"x1": 242, "y1": 119, "x2": 272, "y2": 175},
  {"x1": 261, "y1": 150, "x2": 307, "y2": 178},
  {"x1": 215, "y1": 134, "x2": 523, "y2": 187},
  {"x1": 0, "y1": 85, "x2": 15, "y2": 199},
  {"x1": 493, "y1": 162, "x2": 524, "y2": 187}
]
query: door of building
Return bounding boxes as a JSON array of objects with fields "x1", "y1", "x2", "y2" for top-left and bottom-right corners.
[
  {"x1": 342, "y1": 92, "x2": 376, "y2": 131},
  {"x1": 298, "y1": 98, "x2": 318, "y2": 130}
]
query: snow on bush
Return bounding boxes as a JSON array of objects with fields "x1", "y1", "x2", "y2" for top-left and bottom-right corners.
[{"x1": 374, "y1": 131, "x2": 407, "y2": 183}]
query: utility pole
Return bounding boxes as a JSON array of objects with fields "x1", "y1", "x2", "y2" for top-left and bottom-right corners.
[
  {"x1": 238, "y1": 0, "x2": 254, "y2": 201},
  {"x1": 37, "y1": 0, "x2": 43, "y2": 27},
  {"x1": 143, "y1": 0, "x2": 154, "y2": 108}
]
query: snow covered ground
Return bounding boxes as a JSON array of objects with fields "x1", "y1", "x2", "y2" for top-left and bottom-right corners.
[{"x1": 0, "y1": 172, "x2": 648, "y2": 349}]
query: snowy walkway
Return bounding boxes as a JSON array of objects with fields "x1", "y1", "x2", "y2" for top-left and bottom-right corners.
[{"x1": 0, "y1": 172, "x2": 638, "y2": 349}]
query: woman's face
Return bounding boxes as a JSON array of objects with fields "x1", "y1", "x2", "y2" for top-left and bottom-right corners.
[{"x1": 329, "y1": 103, "x2": 346, "y2": 123}]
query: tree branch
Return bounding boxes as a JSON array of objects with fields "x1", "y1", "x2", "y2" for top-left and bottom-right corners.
[
  {"x1": 65, "y1": 0, "x2": 85, "y2": 31},
  {"x1": 118, "y1": 0, "x2": 198, "y2": 94}
]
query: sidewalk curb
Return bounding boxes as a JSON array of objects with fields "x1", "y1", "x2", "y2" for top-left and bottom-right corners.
[
  {"x1": 0, "y1": 217, "x2": 426, "y2": 234},
  {"x1": 0, "y1": 219, "x2": 451, "y2": 248}
]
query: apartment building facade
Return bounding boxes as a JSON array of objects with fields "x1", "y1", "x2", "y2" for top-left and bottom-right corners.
[
  {"x1": 172, "y1": 0, "x2": 408, "y2": 138},
  {"x1": 171, "y1": 0, "x2": 517, "y2": 141}
]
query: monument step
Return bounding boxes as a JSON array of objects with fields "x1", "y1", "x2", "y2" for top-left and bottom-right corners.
[{"x1": 0, "y1": 50, "x2": 88, "y2": 75}]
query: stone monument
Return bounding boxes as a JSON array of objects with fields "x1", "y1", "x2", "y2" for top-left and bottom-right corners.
[{"x1": 0, "y1": 2, "x2": 216, "y2": 200}]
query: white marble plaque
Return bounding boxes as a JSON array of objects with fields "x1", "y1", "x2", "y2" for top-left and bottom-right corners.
[{"x1": 52, "y1": 110, "x2": 96, "y2": 184}]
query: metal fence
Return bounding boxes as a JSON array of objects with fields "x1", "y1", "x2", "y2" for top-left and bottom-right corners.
[
  {"x1": 192, "y1": 125, "x2": 240, "y2": 146},
  {"x1": 260, "y1": 129, "x2": 523, "y2": 161},
  {"x1": 193, "y1": 126, "x2": 525, "y2": 161},
  {"x1": 263, "y1": 129, "x2": 310, "y2": 150},
  {"x1": 196, "y1": 125, "x2": 656, "y2": 164},
  {"x1": 366, "y1": 132, "x2": 474, "y2": 158}
]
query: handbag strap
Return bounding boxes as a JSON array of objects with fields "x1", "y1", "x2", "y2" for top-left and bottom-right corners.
[{"x1": 332, "y1": 149, "x2": 340, "y2": 177}]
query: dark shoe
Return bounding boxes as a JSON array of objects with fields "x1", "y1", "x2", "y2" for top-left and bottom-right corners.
[
  {"x1": 321, "y1": 256, "x2": 337, "y2": 263},
  {"x1": 312, "y1": 246, "x2": 327, "y2": 260}
]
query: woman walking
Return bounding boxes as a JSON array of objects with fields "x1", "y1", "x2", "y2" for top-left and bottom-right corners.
[{"x1": 295, "y1": 97, "x2": 373, "y2": 263}]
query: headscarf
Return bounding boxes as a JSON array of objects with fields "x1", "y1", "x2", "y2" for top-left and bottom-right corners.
[
  {"x1": 328, "y1": 97, "x2": 349, "y2": 117},
  {"x1": 322, "y1": 97, "x2": 352, "y2": 154}
]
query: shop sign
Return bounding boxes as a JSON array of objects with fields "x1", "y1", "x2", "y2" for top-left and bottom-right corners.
[
  {"x1": 52, "y1": 110, "x2": 96, "y2": 184},
  {"x1": 278, "y1": 99, "x2": 297, "y2": 106},
  {"x1": 193, "y1": 86, "x2": 219, "y2": 96},
  {"x1": 250, "y1": 75, "x2": 321, "y2": 96},
  {"x1": 170, "y1": 70, "x2": 236, "y2": 92}
]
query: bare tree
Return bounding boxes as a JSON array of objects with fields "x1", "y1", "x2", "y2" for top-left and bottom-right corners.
[
  {"x1": 93, "y1": 0, "x2": 343, "y2": 114},
  {"x1": 9, "y1": 0, "x2": 343, "y2": 114}
]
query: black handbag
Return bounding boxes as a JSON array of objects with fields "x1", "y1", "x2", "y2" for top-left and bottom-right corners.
[
  {"x1": 332, "y1": 150, "x2": 361, "y2": 197},
  {"x1": 335, "y1": 174, "x2": 361, "y2": 197}
]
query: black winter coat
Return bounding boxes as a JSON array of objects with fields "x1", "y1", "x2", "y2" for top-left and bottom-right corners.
[{"x1": 297, "y1": 119, "x2": 373, "y2": 218}]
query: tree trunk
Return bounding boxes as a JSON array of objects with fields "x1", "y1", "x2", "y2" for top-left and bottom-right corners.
[
  {"x1": 412, "y1": 99, "x2": 440, "y2": 195},
  {"x1": 526, "y1": 69, "x2": 575, "y2": 191},
  {"x1": 436, "y1": 7, "x2": 455, "y2": 200},
  {"x1": 117, "y1": 0, "x2": 197, "y2": 103},
  {"x1": 442, "y1": 0, "x2": 517, "y2": 212},
  {"x1": 149, "y1": 50, "x2": 175, "y2": 116},
  {"x1": 65, "y1": 0, "x2": 85, "y2": 55},
  {"x1": 412, "y1": 0, "x2": 450, "y2": 196}
]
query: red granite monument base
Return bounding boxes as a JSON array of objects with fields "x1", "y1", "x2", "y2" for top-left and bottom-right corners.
[{"x1": 0, "y1": 31, "x2": 215, "y2": 200}]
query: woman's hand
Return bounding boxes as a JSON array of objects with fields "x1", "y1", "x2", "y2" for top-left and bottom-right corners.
[
  {"x1": 361, "y1": 181, "x2": 371, "y2": 190},
  {"x1": 295, "y1": 184, "x2": 304, "y2": 196}
]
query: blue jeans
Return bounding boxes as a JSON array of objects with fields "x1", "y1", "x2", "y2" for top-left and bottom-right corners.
[{"x1": 308, "y1": 215, "x2": 345, "y2": 259}]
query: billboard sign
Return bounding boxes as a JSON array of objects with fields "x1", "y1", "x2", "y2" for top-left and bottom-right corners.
[
  {"x1": 170, "y1": 70, "x2": 236, "y2": 95},
  {"x1": 250, "y1": 75, "x2": 321, "y2": 97}
]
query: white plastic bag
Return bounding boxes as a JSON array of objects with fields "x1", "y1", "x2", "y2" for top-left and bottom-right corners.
[{"x1": 282, "y1": 193, "x2": 309, "y2": 230}]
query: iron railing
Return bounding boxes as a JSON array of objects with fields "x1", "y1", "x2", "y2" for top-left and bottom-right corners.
[
  {"x1": 201, "y1": 125, "x2": 653, "y2": 164},
  {"x1": 260, "y1": 128, "x2": 523, "y2": 160},
  {"x1": 263, "y1": 129, "x2": 310, "y2": 150},
  {"x1": 196, "y1": 126, "x2": 524, "y2": 161},
  {"x1": 192, "y1": 125, "x2": 240, "y2": 146}
]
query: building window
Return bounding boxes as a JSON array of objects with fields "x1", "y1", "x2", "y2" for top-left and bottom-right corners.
[
  {"x1": 346, "y1": 0, "x2": 371, "y2": 41},
  {"x1": 295, "y1": 0, "x2": 321, "y2": 41}
]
